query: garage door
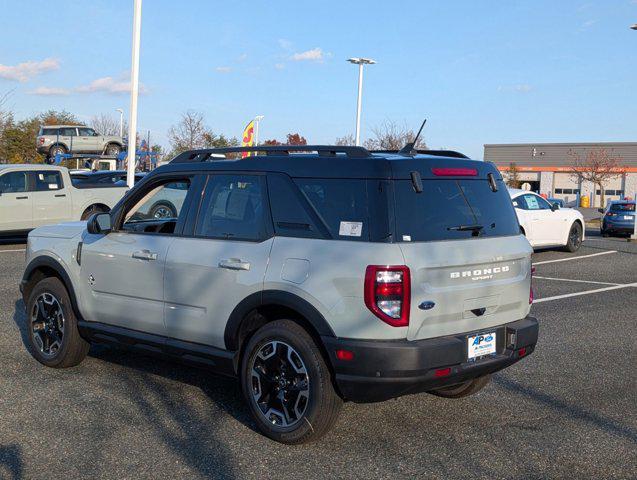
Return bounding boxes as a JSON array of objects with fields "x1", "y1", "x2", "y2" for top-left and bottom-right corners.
[
  {"x1": 595, "y1": 175, "x2": 625, "y2": 207},
  {"x1": 553, "y1": 173, "x2": 580, "y2": 207}
]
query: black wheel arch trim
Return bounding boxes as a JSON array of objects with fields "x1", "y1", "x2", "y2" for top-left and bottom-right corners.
[
  {"x1": 224, "y1": 290, "x2": 336, "y2": 351},
  {"x1": 21, "y1": 256, "x2": 81, "y2": 320}
]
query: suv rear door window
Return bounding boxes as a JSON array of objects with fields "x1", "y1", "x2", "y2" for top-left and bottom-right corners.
[
  {"x1": 59, "y1": 127, "x2": 77, "y2": 136},
  {"x1": 195, "y1": 174, "x2": 268, "y2": 241},
  {"x1": 394, "y1": 179, "x2": 519, "y2": 241}
]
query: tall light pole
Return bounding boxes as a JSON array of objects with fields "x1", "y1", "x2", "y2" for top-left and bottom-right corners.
[
  {"x1": 347, "y1": 57, "x2": 376, "y2": 146},
  {"x1": 631, "y1": 24, "x2": 637, "y2": 240},
  {"x1": 126, "y1": 0, "x2": 142, "y2": 188},
  {"x1": 254, "y1": 115, "x2": 264, "y2": 146},
  {"x1": 115, "y1": 108, "x2": 124, "y2": 137}
]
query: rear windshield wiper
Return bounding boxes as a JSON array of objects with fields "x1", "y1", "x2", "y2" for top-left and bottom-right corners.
[{"x1": 447, "y1": 224, "x2": 484, "y2": 234}]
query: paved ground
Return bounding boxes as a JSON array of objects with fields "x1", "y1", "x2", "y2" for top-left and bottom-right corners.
[{"x1": 0, "y1": 232, "x2": 635, "y2": 480}]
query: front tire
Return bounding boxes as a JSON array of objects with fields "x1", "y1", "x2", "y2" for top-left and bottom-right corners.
[
  {"x1": 149, "y1": 202, "x2": 177, "y2": 219},
  {"x1": 241, "y1": 320, "x2": 342, "y2": 444},
  {"x1": 564, "y1": 222, "x2": 583, "y2": 252},
  {"x1": 81, "y1": 204, "x2": 107, "y2": 221},
  {"x1": 429, "y1": 374, "x2": 492, "y2": 399},
  {"x1": 26, "y1": 277, "x2": 89, "y2": 368}
]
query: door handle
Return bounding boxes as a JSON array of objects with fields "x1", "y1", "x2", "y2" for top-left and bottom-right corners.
[
  {"x1": 16, "y1": 196, "x2": 29, "y2": 200},
  {"x1": 132, "y1": 250, "x2": 158, "y2": 261},
  {"x1": 218, "y1": 258, "x2": 251, "y2": 271},
  {"x1": 55, "y1": 194, "x2": 66, "y2": 197}
]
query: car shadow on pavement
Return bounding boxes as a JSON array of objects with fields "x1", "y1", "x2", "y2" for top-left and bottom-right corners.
[
  {"x1": 494, "y1": 377, "x2": 637, "y2": 444},
  {"x1": 12, "y1": 297, "x2": 248, "y2": 479},
  {"x1": 0, "y1": 444, "x2": 23, "y2": 480}
]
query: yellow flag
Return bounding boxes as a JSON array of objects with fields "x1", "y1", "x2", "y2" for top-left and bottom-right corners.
[{"x1": 241, "y1": 120, "x2": 255, "y2": 158}]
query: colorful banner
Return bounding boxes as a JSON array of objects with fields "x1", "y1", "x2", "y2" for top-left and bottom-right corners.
[{"x1": 241, "y1": 120, "x2": 255, "y2": 158}]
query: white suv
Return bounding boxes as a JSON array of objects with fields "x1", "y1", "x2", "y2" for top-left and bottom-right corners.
[{"x1": 20, "y1": 146, "x2": 539, "y2": 444}]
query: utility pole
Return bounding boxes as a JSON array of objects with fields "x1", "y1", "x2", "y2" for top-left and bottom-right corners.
[{"x1": 126, "y1": 0, "x2": 142, "y2": 188}]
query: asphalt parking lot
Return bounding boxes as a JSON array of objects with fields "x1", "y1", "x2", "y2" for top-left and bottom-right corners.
[{"x1": 1, "y1": 230, "x2": 635, "y2": 480}]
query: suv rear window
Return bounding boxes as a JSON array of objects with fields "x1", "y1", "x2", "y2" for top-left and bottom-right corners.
[
  {"x1": 394, "y1": 179, "x2": 519, "y2": 241},
  {"x1": 610, "y1": 203, "x2": 635, "y2": 212}
]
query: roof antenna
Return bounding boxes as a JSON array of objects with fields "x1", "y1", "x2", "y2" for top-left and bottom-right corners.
[{"x1": 398, "y1": 119, "x2": 426, "y2": 156}]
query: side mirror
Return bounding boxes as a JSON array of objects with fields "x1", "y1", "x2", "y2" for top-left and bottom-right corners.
[
  {"x1": 87, "y1": 212, "x2": 112, "y2": 235},
  {"x1": 597, "y1": 208, "x2": 604, "y2": 213},
  {"x1": 551, "y1": 202, "x2": 560, "y2": 211}
]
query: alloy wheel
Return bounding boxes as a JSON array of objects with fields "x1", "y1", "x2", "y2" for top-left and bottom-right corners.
[
  {"x1": 31, "y1": 293, "x2": 65, "y2": 358},
  {"x1": 250, "y1": 341, "x2": 310, "y2": 428}
]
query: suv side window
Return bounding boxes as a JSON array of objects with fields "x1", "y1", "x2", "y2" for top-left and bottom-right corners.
[
  {"x1": 0, "y1": 171, "x2": 28, "y2": 193},
  {"x1": 195, "y1": 174, "x2": 268, "y2": 241},
  {"x1": 60, "y1": 127, "x2": 77, "y2": 136},
  {"x1": 41, "y1": 128, "x2": 58, "y2": 136},
  {"x1": 30, "y1": 171, "x2": 63, "y2": 191},
  {"x1": 120, "y1": 178, "x2": 193, "y2": 235},
  {"x1": 267, "y1": 174, "x2": 324, "y2": 239},
  {"x1": 78, "y1": 128, "x2": 95, "y2": 136}
]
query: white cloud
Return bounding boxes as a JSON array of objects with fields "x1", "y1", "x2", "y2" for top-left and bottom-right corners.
[
  {"x1": 237, "y1": 53, "x2": 248, "y2": 62},
  {"x1": 290, "y1": 47, "x2": 325, "y2": 62},
  {"x1": 275, "y1": 63, "x2": 286, "y2": 70},
  {"x1": 75, "y1": 76, "x2": 147, "y2": 95},
  {"x1": 498, "y1": 84, "x2": 533, "y2": 93},
  {"x1": 0, "y1": 58, "x2": 60, "y2": 82},
  {"x1": 580, "y1": 19, "x2": 597, "y2": 29},
  {"x1": 278, "y1": 39, "x2": 293, "y2": 50},
  {"x1": 215, "y1": 66, "x2": 233, "y2": 73},
  {"x1": 28, "y1": 86, "x2": 71, "y2": 96}
]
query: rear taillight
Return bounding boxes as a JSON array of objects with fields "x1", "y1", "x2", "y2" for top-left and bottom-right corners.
[
  {"x1": 38, "y1": 136, "x2": 45, "y2": 145},
  {"x1": 431, "y1": 167, "x2": 478, "y2": 176},
  {"x1": 606, "y1": 212, "x2": 616, "y2": 217},
  {"x1": 364, "y1": 265, "x2": 410, "y2": 327},
  {"x1": 529, "y1": 266, "x2": 535, "y2": 304}
]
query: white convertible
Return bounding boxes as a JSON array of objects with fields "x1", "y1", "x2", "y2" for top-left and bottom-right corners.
[
  {"x1": 509, "y1": 188, "x2": 585, "y2": 252},
  {"x1": 0, "y1": 164, "x2": 127, "y2": 236}
]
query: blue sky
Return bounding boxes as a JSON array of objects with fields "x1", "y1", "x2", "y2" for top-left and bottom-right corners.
[{"x1": 1, "y1": 0, "x2": 636, "y2": 158}]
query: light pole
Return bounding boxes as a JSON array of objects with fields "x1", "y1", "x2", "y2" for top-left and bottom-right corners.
[
  {"x1": 254, "y1": 115, "x2": 264, "y2": 146},
  {"x1": 126, "y1": 0, "x2": 142, "y2": 188},
  {"x1": 347, "y1": 57, "x2": 376, "y2": 146},
  {"x1": 115, "y1": 108, "x2": 124, "y2": 137},
  {"x1": 630, "y1": 23, "x2": 637, "y2": 242}
]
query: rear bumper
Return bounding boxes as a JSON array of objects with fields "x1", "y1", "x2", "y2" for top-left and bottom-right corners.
[
  {"x1": 322, "y1": 316, "x2": 538, "y2": 403},
  {"x1": 602, "y1": 221, "x2": 634, "y2": 234}
]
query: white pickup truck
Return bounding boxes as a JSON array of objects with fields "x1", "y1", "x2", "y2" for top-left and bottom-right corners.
[{"x1": 0, "y1": 164, "x2": 127, "y2": 236}]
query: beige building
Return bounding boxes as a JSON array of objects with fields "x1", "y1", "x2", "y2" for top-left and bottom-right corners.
[{"x1": 484, "y1": 142, "x2": 637, "y2": 208}]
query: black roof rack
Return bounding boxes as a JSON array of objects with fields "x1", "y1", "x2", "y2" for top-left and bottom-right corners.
[
  {"x1": 371, "y1": 149, "x2": 469, "y2": 159},
  {"x1": 171, "y1": 145, "x2": 373, "y2": 163}
]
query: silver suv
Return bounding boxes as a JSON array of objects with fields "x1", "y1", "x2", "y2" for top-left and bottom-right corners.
[
  {"x1": 20, "y1": 145, "x2": 538, "y2": 444},
  {"x1": 37, "y1": 125, "x2": 125, "y2": 159}
]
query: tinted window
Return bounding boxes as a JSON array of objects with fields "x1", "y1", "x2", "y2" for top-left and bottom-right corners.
[
  {"x1": 78, "y1": 128, "x2": 95, "y2": 136},
  {"x1": 518, "y1": 193, "x2": 551, "y2": 210},
  {"x1": 0, "y1": 171, "x2": 28, "y2": 193},
  {"x1": 123, "y1": 179, "x2": 191, "y2": 230},
  {"x1": 41, "y1": 128, "x2": 58, "y2": 136},
  {"x1": 196, "y1": 174, "x2": 268, "y2": 241},
  {"x1": 60, "y1": 128, "x2": 77, "y2": 136},
  {"x1": 31, "y1": 171, "x2": 63, "y2": 191},
  {"x1": 268, "y1": 174, "x2": 323, "y2": 239},
  {"x1": 394, "y1": 179, "x2": 519, "y2": 241},
  {"x1": 610, "y1": 203, "x2": 635, "y2": 212}
]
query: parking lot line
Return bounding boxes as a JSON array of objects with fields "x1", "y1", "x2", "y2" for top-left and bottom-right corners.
[
  {"x1": 0, "y1": 249, "x2": 25, "y2": 253},
  {"x1": 532, "y1": 250, "x2": 616, "y2": 265},
  {"x1": 533, "y1": 275, "x2": 620, "y2": 286},
  {"x1": 534, "y1": 282, "x2": 637, "y2": 303}
]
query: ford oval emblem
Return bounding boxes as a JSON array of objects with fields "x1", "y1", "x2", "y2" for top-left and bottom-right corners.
[{"x1": 418, "y1": 301, "x2": 435, "y2": 311}]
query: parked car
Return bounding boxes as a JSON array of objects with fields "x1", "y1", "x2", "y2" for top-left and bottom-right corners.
[
  {"x1": 599, "y1": 200, "x2": 635, "y2": 237},
  {"x1": 0, "y1": 164, "x2": 127, "y2": 236},
  {"x1": 509, "y1": 188, "x2": 584, "y2": 251},
  {"x1": 36, "y1": 125, "x2": 126, "y2": 159},
  {"x1": 20, "y1": 146, "x2": 538, "y2": 444},
  {"x1": 547, "y1": 197, "x2": 564, "y2": 208}
]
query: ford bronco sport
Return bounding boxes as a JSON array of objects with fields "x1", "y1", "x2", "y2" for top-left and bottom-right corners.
[{"x1": 21, "y1": 145, "x2": 538, "y2": 444}]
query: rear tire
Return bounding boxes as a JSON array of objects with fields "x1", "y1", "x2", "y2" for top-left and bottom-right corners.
[
  {"x1": 48, "y1": 144, "x2": 67, "y2": 160},
  {"x1": 429, "y1": 374, "x2": 492, "y2": 399},
  {"x1": 564, "y1": 222, "x2": 583, "y2": 252},
  {"x1": 26, "y1": 277, "x2": 89, "y2": 368},
  {"x1": 81, "y1": 204, "x2": 107, "y2": 221},
  {"x1": 240, "y1": 320, "x2": 342, "y2": 444},
  {"x1": 105, "y1": 143, "x2": 122, "y2": 156}
]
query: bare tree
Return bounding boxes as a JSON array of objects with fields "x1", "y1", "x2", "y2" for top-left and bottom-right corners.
[
  {"x1": 91, "y1": 113, "x2": 127, "y2": 136},
  {"x1": 167, "y1": 110, "x2": 212, "y2": 154},
  {"x1": 0, "y1": 90, "x2": 14, "y2": 162},
  {"x1": 334, "y1": 134, "x2": 355, "y2": 146},
  {"x1": 363, "y1": 120, "x2": 427, "y2": 151},
  {"x1": 569, "y1": 148, "x2": 625, "y2": 208},
  {"x1": 506, "y1": 162, "x2": 522, "y2": 189}
]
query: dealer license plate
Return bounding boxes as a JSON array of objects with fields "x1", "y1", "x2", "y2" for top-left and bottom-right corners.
[
  {"x1": 624, "y1": 215, "x2": 633, "y2": 220},
  {"x1": 467, "y1": 331, "x2": 496, "y2": 360}
]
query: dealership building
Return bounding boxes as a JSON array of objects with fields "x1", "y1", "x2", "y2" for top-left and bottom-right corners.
[{"x1": 484, "y1": 142, "x2": 637, "y2": 208}]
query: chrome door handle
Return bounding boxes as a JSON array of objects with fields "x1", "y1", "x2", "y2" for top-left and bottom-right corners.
[
  {"x1": 132, "y1": 250, "x2": 158, "y2": 261},
  {"x1": 218, "y1": 258, "x2": 251, "y2": 271}
]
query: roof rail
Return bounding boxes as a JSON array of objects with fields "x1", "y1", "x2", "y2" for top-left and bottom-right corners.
[
  {"x1": 171, "y1": 145, "x2": 372, "y2": 163},
  {"x1": 371, "y1": 149, "x2": 469, "y2": 159}
]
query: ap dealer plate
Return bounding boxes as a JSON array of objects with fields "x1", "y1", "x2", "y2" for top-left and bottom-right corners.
[{"x1": 467, "y1": 331, "x2": 496, "y2": 360}]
